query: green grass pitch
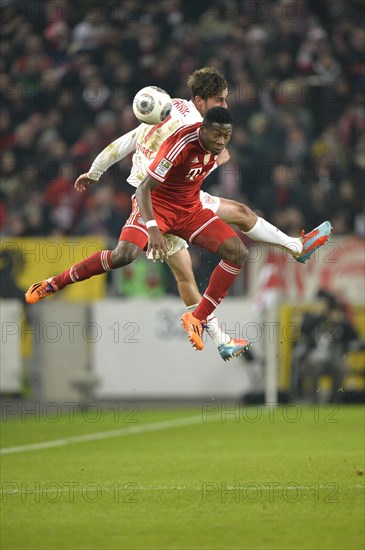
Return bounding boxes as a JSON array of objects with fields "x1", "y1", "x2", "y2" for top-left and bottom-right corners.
[{"x1": 1, "y1": 404, "x2": 364, "y2": 549}]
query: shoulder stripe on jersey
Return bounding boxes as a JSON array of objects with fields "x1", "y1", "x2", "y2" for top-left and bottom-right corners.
[
  {"x1": 166, "y1": 130, "x2": 197, "y2": 161},
  {"x1": 148, "y1": 133, "x2": 197, "y2": 181},
  {"x1": 168, "y1": 134, "x2": 197, "y2": 162},
  {"x1": 167, "y1": 128, "x2": 198, "y2": 160},
  {"x1": 162, "y1": 121, "x2": 198, "y2": 149}
]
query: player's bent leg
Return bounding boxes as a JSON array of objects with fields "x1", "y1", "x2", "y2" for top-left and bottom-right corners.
[
  {"x1": 168, "y1": 247, "x2": 208, "y2": 351},
  {"x1": 216, "y1": 198, "x2": 257, "y2": 231},
  {"x1": 168, "y1": 248, "x2": 250, "y2": 361},
  {"x1": 25, "y1": 241, "x2": 141, "y2": 304},
  {"x1": 215, "y1": 197, "x2": 331, "y2": 259},
  {"x1": 216, "y1": 235, "x2": 248, "y2": 266},
  {"x1": 111, "y1": 240, "x2": 141, "y2": 267},
  {"x1": 216, "y1": 198, "x2": 302, "y2": 254},
  {"x1": 166, "y1": 248, "x2": 201, "y2": 307},
  {"x1": 213, "y1": 236, "x2": 251, "y2": 359},
  {"x1": 181, "y1": 215, "x2": 249, "y2": 350},
  {"x1": 26, "y1": 195, "x2": 149, "y2": 304}
]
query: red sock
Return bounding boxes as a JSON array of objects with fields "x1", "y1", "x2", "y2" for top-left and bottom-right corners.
[
  {"x1": 193, "y1": 260, "x2": 241, "y2": 321},
  {"x1": 53, "y1": 250, "x2": 113, "y2": 290}
]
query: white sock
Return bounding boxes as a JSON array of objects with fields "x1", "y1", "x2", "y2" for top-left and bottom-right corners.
[
  {"x1": 205, "y1": 314, "x2": 230, "y2": 346},
  {"x1": 244, "y1": 217, "x2": 303, "y2": 255},
  {"x1": 187, "y1": 305, "x2": 230, "y2": 346}
]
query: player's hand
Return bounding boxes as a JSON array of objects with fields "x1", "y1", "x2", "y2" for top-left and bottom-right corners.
[
  {"x1": 74, "y1": 173, "x2": 98, "y2": 192},
  {"x1": 216, "y1": 148, "x2": 230, "y2": 166},
  {"x1": 147, "y1": 227, "x2": 169, "y2": 263}
]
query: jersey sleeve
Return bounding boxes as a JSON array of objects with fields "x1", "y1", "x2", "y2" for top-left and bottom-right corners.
[{"x1": 87, "y1": 124, "x2": 145, "y2": 180}]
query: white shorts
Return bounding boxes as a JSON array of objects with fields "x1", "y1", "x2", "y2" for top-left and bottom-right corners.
[
  {"x1": 199, "y1": 190, "x2": 221, "y2": 213},
  {"x1": 146, "y1": 233, "x2": 189, "y2": 260},
  {"x1": 146, "y1": 191, "x2": 221, "y2": 260}
]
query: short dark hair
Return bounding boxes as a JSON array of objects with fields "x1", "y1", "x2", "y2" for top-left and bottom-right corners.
[
  {"x1": 187, "y1": 67, "x2": 227, "y2": 100},
  {"x1": 202, "y1": 107, "x2": 233, "y2": 127}
]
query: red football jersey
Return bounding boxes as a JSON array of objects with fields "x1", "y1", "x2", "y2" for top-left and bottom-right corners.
[{"x1": 146, "y1": 122, "x2": 218, "y2": 210}]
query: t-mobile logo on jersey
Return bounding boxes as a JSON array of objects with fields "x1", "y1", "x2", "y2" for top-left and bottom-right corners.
[{"x1": 187, "y1": 167, "x2": 203, "y2": 180}]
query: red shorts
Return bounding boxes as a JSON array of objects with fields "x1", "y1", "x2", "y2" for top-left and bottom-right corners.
[{"x1": 119, "y1": 196, "x2": 237, "y2": 254}]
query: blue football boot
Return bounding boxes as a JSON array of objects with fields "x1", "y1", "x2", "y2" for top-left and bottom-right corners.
[
  {"x1": 294, "y1": 221, "x2": 332, "y2": 264},
  {"x1": 218, "y1": 338, "x2": 251, "y2": 362}
]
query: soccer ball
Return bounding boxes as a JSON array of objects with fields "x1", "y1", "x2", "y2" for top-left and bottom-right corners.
[{"x1": 132, "y1": 86, "x2": 172, "y2": 125}]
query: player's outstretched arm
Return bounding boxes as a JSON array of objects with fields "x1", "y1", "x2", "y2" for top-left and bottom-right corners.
[
  {"x1": 135, "y1": 175, "x2": 169, "y2": 262},
  {"x1": 74, "y1": 173, "x2": 98, "y2": 192},
  {"x1": 75, "y1": 125, "x2": 145, "y2": 190}
]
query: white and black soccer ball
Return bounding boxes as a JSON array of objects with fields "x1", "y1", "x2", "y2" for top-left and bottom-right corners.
[{"x1": 132, "y1": 86, "x2": 172, "y2": 125}]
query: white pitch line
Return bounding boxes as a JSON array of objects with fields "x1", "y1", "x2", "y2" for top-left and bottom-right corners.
[
  {"x1": 0, "y1": 484, "x2": 364, "y2": 495},
  {"x1": 0, "y1": 415, "x2": 208, "y2": 456}
]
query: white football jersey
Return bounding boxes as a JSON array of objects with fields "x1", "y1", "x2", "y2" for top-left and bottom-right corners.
[
  {"x1": 87, "y1": 99, "x2": 203, "y2": 187},
  {"x1": 171, "y1": 98, "x2": 203, "y2": 124}
]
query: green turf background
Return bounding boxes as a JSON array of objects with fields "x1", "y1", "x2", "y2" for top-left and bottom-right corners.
[{"x1": 1, "y1": 405, "x2": 364, "y2": 549}]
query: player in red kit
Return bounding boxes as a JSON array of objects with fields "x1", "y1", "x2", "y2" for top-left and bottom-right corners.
[
  {"x1": 25, "y1": 68, "x2": 332, "y2": 361},
  {"x1": 133, "y1": 107, "x2": 249, "y2": 351}
]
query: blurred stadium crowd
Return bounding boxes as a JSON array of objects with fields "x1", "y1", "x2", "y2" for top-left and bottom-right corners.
[{"x1": 1, "y1": 0, "x2": 364, "y2": 243}]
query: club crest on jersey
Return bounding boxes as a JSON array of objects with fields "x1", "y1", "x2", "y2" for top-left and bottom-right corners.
[
  {"x1": 155, "y1": 158, "x2": 173, "y2": 177},
  {"x1": 203, "y1": 194, "x2": 219, "y2": 205},
  {"x1": 204, "y1": 154, "x2": 211, "y2": 164}
]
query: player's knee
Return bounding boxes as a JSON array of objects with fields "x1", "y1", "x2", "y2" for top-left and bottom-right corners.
[
  {"x1": 235, "y1": 240, "x2": 248, "y2": 265},
  {"x1": 111, "y1": 241, "x2": 139, "y2": 267},
  {"x1": 170, "y1": 265, "x2": 195, "y2": 284},
  {"x1": 235, "y1": 203, "x2": 257, "y2": 230},
  {"x1": 238, "y1": 203, "x2": 257, "y2": 231},
  {"x1": 219, "y1": 237, "x2": 248, "y2": 266},
  {"x1": 167, "y1": 249, "x2": 195, "y2": 284}
]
